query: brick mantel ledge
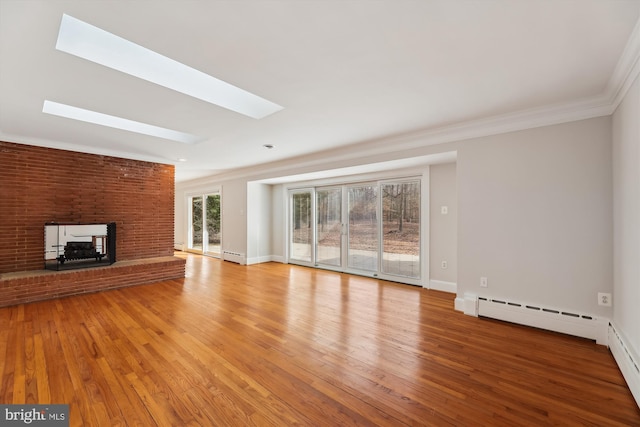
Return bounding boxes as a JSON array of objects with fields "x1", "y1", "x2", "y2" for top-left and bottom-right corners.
[{"x1": 0, "y1": 256, "x2": 186, "y2": 307}]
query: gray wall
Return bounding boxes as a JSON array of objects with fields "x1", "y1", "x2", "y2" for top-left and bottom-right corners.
[
  {"x1": 429, "y1": 163, "x2": 457, "y2": 284},
  {"x1": 613, "y1": 73, "x2": 640, "y2": 360},
  {"x1": 457, "y1": 117, "x2": 613, "y2": 316}
]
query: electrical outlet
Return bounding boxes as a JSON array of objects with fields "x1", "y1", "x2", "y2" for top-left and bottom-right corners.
[
  {"x1": 480, "y1": 277, "x2": 488, "y2": 288},
  {"x1": 597, "y1": 292, "x2": 612, "y2": 307},
  {"x1": 441, "y1": 261, "x2": 447, "y2": 269}
]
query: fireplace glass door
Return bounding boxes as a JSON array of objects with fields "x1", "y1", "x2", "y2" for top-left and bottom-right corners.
[{"x1": 44, "y1": 223, "x2": 116, "y2": 271}]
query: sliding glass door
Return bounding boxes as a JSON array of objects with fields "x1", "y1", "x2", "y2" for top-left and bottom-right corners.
[
  {"x1": 290, "y1": 190, "x2": 313, "y2": 263},
  {"x1": 288, "y1": 178, "x2": 421, "y2": 285},
  {"x1": 189, "y1": 196, "x2": 204, "y2": 252},
  {"x1": 347, "y1": 184, "x2": 378, "y2": 272},
  {"x1": 316, "y1": 187, "x2": 342, "y2": 267},
  {"x1": 188, "y1": 192, "x2": 221, "y2": 257},
  {"x1": 381, "y1": 181, "x2": 420, "y2": 279},
  {"x1": 204, "y1": 194, "x2": 221, "y2": 257}
]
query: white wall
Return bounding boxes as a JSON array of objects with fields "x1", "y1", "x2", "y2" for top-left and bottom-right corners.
[
  {"x1": 219, "y1": 179, "x2": 247, "y2": 256},
  {"x1": 247, "y1": 182, "x2": 272, "y2": 264},
  {"x1": 612, "y1": 73, "x2": 640, "y2": 362},
  {"x1": 457, "y1": 117, "x2": 613, "y2": 316},
  {"x1": 271, "y1": 184, "x2": 286, "y2": 262},
  {"x1": 429, "y1": 163, "x2": 457, "y2": 285}
]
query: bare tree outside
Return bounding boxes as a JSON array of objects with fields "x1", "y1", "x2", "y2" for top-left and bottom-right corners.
[
  {"x1": 191, "y1": 196, "x2": 203, "y2": 249},
  {"x1": 382, "y1": 181, "x2": 420, "y2": 277}
]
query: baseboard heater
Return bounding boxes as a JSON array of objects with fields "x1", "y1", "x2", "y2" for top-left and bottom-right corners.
[
  {"x1": 609, "y1": 324, "x2": 640, "y2": 406},
  {"x1": 477, "y1": 296, "x2": 608, "y2": 345},
  {"x1": 222, "y1": 251, "x2": 246, "y2": 265}
]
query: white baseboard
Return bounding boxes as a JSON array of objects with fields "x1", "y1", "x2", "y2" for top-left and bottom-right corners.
[
  {"x1": 609, "y1": 323, "x2": 640, "y2": 407},
  {"x1": 174, "y1": 243, "x2": 185, "y2": 251},
  {"x1": 222, "y1": 251, "x2": 246, "y2": 265},
  {"x1": 477, "y1": 296, "x2": 608, "y2": 345},
  {"x1": 454, "y1": 293, "x2": 479, "y2": 316},
  {"x1": 429, "y1": 279, "x2": 457, "y2": 293},
  {"x1": 246, "y1": 255, "x2": 274, "y2": 265}
]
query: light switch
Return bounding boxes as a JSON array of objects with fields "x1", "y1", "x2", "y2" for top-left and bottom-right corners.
[{"x1": 441, "y1": 206, "x2": 448, "y2": 215}]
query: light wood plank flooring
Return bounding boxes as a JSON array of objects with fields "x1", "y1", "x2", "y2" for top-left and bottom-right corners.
[{"x1": 1, "y1": 253, "x2": 639, "y2": 426}]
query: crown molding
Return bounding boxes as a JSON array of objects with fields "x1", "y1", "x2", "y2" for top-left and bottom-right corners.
[
  {"x1": 0, "y1": 131, "x2": 175, "y2": 166},
  {"x1": 179, "y1": 91, "x2": 614, "y2": 187},
  {"x1": 608, "y1": 16, "x2": 640, "y2": 110},
  {"x1": 177, "y1": 98, "x2": 612, "y2": 187},
  {"x1": 366, "y1": 94, "x2": 614, "y2": 154}
]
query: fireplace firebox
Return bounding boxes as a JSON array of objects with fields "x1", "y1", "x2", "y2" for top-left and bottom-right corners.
[{"x1": 45, "y1": 223, "x2": 116, "y2": 271}]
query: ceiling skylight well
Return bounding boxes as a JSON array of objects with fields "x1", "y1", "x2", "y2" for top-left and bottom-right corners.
[
  {"x1": 43, "y1": 100, "x2": 201, "y2": 144},
  {"x1": 55, "y1": 14, "x2": 283, "y2": 119}
]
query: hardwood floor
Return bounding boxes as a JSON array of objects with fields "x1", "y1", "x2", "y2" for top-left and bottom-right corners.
[{"x1": 1, "y1": 253, "x2": 639, "y2": 426}]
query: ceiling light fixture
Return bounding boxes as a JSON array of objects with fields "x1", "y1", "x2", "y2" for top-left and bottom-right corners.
[
  {"x1": 55, "y1": 14, "x2": 283, "y2": 119},
  {"x1": 43, "y1": 100, "x2": 201, "y2": 144}
]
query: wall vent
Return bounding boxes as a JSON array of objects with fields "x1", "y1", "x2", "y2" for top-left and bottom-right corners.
[
  {"x1": 222, "y1": 251, "x2": 246, "y2": 265},
  {"x1": 478, "y1": 296, "x2": 608, "y2": 345}
]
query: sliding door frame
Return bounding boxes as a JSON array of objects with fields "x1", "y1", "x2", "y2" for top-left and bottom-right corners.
[
  {"x1": 288, "y1": 188, "x2": 315, "y2": 266},
  {"x1": 315, "y1": 186, "x2": 344, "y2": 272}
]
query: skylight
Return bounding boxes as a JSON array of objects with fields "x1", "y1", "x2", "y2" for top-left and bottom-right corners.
[
  {"x1": 55, "y1": 14, "x2": 283, "y2": 119},
  {"x1": 43, "y1": 100, "x2": 202, "y2": 144}
]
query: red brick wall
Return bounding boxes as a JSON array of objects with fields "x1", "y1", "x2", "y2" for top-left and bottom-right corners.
[{"x1": 0, "y1": 141, "x2": 178, "y2": 274}]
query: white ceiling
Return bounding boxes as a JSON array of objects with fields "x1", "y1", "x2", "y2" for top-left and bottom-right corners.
[{"x1": 1, "y1": 0, "x2": 639, "y2": 183}]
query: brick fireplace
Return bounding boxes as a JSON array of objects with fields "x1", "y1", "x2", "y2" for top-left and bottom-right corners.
[{"x1": 0, "y1": 141, "x2": 185, "y2": 307}]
